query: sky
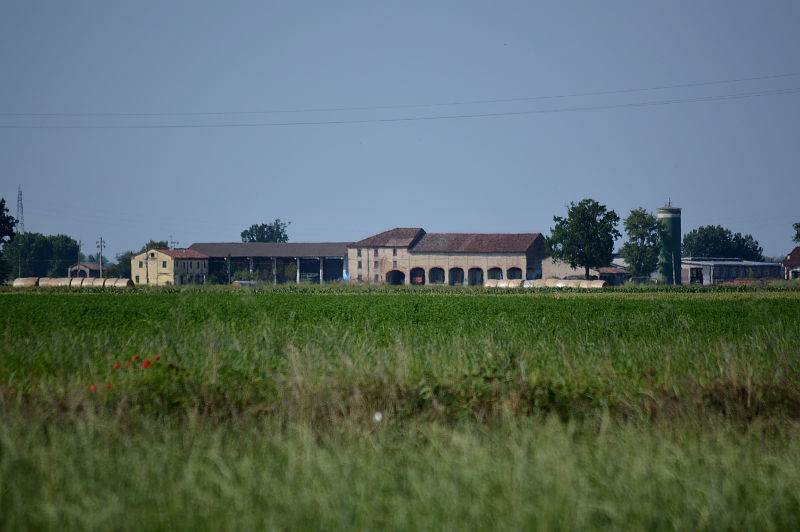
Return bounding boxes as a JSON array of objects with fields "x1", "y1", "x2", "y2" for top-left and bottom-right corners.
[{"x1": 1, "y1": 0, "x2": 798, "y2": 260}]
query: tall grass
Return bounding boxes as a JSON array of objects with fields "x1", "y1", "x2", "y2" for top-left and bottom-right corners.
[{"x1": 2, "y1": 289, "x2": 800, "y2": 529}]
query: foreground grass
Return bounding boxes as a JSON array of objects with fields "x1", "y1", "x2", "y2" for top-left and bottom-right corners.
[
  {"x1": 2, "y1": 415, "x2": 800, "y2": 531},
  {"x1": 2, "y1": 288, "x2": 800, "y2": 529}
]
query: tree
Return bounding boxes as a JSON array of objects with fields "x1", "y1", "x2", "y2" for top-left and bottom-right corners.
[
  {"x1": 548, "y1": 199, "x2": 621, "y2": 280},
  {"x1": 0, "y1": 198, "x2": 17, "y2": 281},
  {"x1": 682, "y1": 225, "x2": 763, "y2": 261},
  {"x1": 46, "y1": 234, "x2": 80, "y2": 277},
  {"x1": 619, "y1": 208, "x2": 660, "y2": 278},
  {"x1": 794, "y1": 222, "x2": 800, "y2": 243},
  {"x1": 141, "y1": 240, "x2": 168, "y2": 251},
  {"x1": 241, "y1": 219, "x2": 290, "y2": 243}
]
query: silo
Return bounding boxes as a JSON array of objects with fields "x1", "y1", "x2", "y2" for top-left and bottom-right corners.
[{"x1": 657, "y1": 204, "x2": 682, "y2": 285}]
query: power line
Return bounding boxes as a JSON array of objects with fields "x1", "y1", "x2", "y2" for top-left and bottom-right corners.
[
  {"x1": 1, "y1": 86, "x2": 798, "y2": 130},
  {"x1": 2, "y1": 71, "x2": 799, "y2": 117}
]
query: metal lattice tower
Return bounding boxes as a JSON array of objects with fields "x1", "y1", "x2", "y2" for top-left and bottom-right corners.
[{"x1": 16, "y1": 185, "x2": 24, "y2": 233}]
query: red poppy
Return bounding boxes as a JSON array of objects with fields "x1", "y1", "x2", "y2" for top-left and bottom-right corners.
[
  {"x1": 104, "y1": 383, "x2": 112, "y2": 389},
  {"x1": 132, "y1": 355, "x2": 140, "y2": 361},
  {"x1": 89, "y1": 384, "x2": 97, "y2": 392},
  {"x1": 154, "y1": 355, "x2": 161, "y2": 361},
  {"x1": 113, "y1": 363, "x2": 121, "y2": 370},
  {"x1": 124, "y1": 361, "x2": 131, "y2": 368},
  {"x1": 142, "y1": 360, "x2": 152, "y2": 370}
]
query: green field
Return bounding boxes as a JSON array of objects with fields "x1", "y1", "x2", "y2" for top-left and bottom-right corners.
[{"x1": 2, "y1": 287, "x2": 800, "y2": 530}]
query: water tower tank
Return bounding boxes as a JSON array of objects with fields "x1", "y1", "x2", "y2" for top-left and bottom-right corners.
[{"x1": 657, "y1": 204, "x2": 682, "y2": 285}]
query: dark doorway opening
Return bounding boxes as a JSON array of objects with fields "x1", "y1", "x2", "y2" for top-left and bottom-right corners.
[
  {"x1": 429, "y1": 267, "x2": 445, "y2": 284},
  {"x1": 410, "y1": 267, "x2": 426, "y2": 285},
  {"x1": 448, "y1": 268, "x2": 464, "y2": 286},
  {"x1": 468, "y1": 268, "x2": 484, "y2": 286},
  {"x1": 386, "y1": 270, "x2": 405, "y2": 285}
]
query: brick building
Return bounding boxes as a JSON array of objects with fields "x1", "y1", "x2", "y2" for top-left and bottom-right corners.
[{"x1": 346, "y1": 228, "x2": 545, "y2": 285}]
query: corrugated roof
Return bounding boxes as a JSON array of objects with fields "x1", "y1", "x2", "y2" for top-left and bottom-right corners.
[
  {"x1": 190, "y1": 242, "x2": 350, "y2": 258},
  {"x1": 783, "y1": 246, "x2": 800, "y2": 267},
  {"x1": 594, "y1": 266, "x2": 629, "y2": 274},
  {"x1": 682, "y1": 258, "x2": 781, "y2": 267},
  {"x1": 349, "y1": 228, "x2": 425, "y2": 248},
  {"x1": 154, "y1": 248, "x2": 209, "y2": 259}
]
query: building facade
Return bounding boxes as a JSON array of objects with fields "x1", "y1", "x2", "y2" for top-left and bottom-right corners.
[
  {"x1": 67, "y1": 262, "x2": 102, "y2": 278},
  {"x1": 131, "y1": 248, "x2": 209, "y2": 286},
  {"x1": 346, "y1": 228, "x2": 545, "y2": 285}
]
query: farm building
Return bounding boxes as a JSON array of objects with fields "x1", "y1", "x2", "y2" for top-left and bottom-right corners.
[
  {"x1": 346, "y1": 228, "x2": 545, "y2": 285},
  {"x1": 783, "y1": 247, "x2": 800, "y2": 279},
  {"x1": 131, "y1": 248, "x2": 209, "y2": 286},
  {"x1": 680, "y1": 258, "x2": 783, "y2": 285},
  {"x1": 189, "y1": 242, "x2": 349, "y2": 284},
  {"x1": 540, "y1": 257, "x2": 631, "y2": 285},
  {"x1": 67, "y1": 262, "x2": 102, "y2": 278}
]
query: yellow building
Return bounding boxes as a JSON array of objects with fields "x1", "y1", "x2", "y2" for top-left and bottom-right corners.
[{"x1": 131, "y1": 248, "x2": 209, "y2": 286}]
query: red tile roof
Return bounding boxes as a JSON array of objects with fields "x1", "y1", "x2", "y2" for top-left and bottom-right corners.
[
  {"x1": 154, "y1": 248, "x2": 208, "y2": 259},
  {"x1": 349, "y1": 228, "x2": 425, "y2": 248},
  {"x1": 783, "y1": 246, "x2": 800, "y2": 267},
  {"x1": 412, "y1": 233, "x2": 542, "y2": 253}
]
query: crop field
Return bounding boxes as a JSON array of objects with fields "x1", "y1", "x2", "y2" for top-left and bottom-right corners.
[{"x1": 2, "y1": 286, "x2": 800, "y2": 530}]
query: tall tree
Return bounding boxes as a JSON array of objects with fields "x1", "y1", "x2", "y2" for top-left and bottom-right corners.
[
  {"x1": 548, "y1": 199, "x2": 621, "y2": 280},
  {"x1": 0, "y1": 198, "x2": 18, "y2": 281},
  {"x1": 619, "y1": 208, "x2": 660, "y2": 278},
  {"x1": 793, "y1": 222, "x2": 800, "y2": 243},
  {"x1": 241, "y1": 219, "x2": 290, "y2": 243},
  {"x1": 47, "y1": 234, "x2": 80, "y2": 277},
  {"x1": 682, "y1": 225, "x2": 763, "y2": 261}
]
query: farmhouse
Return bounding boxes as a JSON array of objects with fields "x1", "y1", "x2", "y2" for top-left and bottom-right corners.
[
  {"x1": 783, "y1": 247, "x2": 800, "y2": 280},
  {"x1": 131, "y1": 248, "x2": 209, "y2": 286},
  {"x1": 346, "y1": 228, "x2": 545, "y2": 285}
]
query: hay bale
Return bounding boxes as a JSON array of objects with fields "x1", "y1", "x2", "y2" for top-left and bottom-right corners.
[
  {"x1": 38, "y1": 278, "x2": 56, "y2": 287},
  {"x1": 109, "y1": 278, "x2": 134, "y2": 288},
  {"x1": 70, "y1": 278, "x2": 84, "y2": 288},
  {"x1": 484, "y1": 279, "x2": 499, "y2": 288},
  {"x1": 589, "y1": 280, "x2": 608, "y2": 289},
  {"x1": 13, "y1": 277, "x2": 39, "y2": 288},
  {"x1": 507, "y1": 279, "x2": 523, "y2": 288}
]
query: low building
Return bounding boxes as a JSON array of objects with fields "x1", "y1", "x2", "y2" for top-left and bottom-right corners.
[
  {"x1": 189, "y1": 242, "x2": 349, "y2": 284},
  {"x1": 131, "y1": 248, "x2": 209, "y2": 286},
  {"x1": 347, "y1": 228, "x2": 545, "y2": 285},
  {"x1": 783, "y1": 247, "x2": 800, "y2": 280},
  {"x1": 67, "y1": 262, "x2": 102, "y2": 278},
  {"x1": 540, "y1": 257, "x2": 630, "y2": 285},
  {"x1": 680, "y1": 257, "x2": 783, "y2": 285}
]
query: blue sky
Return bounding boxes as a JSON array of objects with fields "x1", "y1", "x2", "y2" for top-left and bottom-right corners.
[{"x1": 1, "y1": 1, "x2": 798, "y2": 259}]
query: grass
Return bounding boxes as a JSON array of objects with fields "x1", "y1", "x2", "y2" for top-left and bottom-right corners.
[{"x1": 1, "y1": 287, "x2": 800, "y2": 529}]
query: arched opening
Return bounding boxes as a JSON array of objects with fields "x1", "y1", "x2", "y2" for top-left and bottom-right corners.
[
  {"x1": 507, "y1": 267, "x2": 522, "y2": 280},
  {"x1": 410, "y1": 267, "x2": 426, "y2": 285},
  {"x1": 386, "y1": 270, "x2": 405, "y2": 285},
  {"x1": 429, "y1": 267, "x2": 445, "y2": 284},
  {"x1": 468, "y1": 268, "x2": 484, "y2": 286},
  {"x1": 448, "y1": 267, "x2": 464, "y2": 286},
  {"x1": 488, "y1": 267, "x2": 503, "y2": 280}
]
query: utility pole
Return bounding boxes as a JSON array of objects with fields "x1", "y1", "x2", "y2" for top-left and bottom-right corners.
[{"x1": 96, "y1": 237, "x2": 105, "y2": 278}]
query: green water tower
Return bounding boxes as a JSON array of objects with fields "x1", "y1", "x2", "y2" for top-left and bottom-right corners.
[{"x1": 657, "y1": 203, "x2": 682, "y2": 285}]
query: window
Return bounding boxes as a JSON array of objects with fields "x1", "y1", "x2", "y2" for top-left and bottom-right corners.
[
  {"x1": 162, "y1": 261, "x2": 167, "y2": 268},
  {"x1": 374, "y1": 261, "x2": 378, "y2": 269},
  {"x1": 135, "y1": 275, "x2": 140, "y2": 283},
  {"x1": 357, "y1": 249, "x2": 362, "y2": 257},
  {"x1": 150, "y1": 252, "x2": 155, "y2": 258},
  {"x1": 374, "y1": 248, "x2": 378, "y2": 256},
  {"x1": 357, "y1": 274, "x2": 363, "y2": 281},
  {"x1": 393, "y1": 248, "x2": 397, "y2": 256},
  {"x1": 358, "y1": 261, "x2": 362, "y2": 269},
  {"x1": 393, "y1": 260, "x2": 397, "y2": 268},
  {"x1": 138, "y1": 261, "x2": 143, "y2": 268},
  {"x1": 374, "y1": 274, "x2": 379, "y2": 283}
]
